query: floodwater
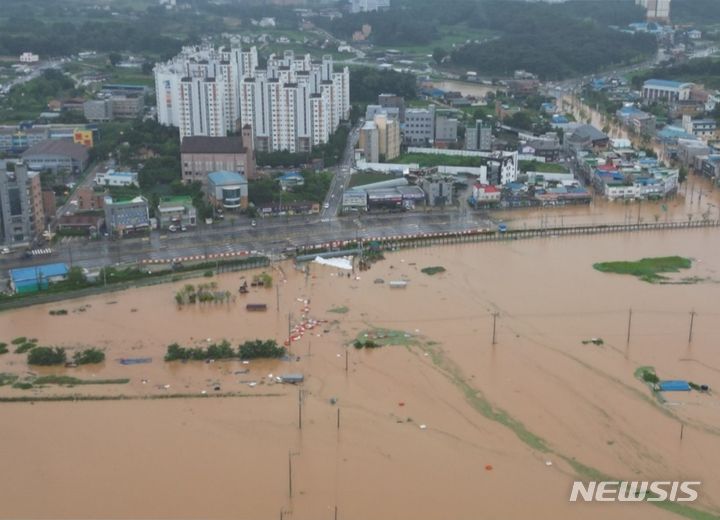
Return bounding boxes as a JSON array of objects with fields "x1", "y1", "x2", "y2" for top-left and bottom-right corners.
[
  {"x1": 2, "y1": 229, "x2": 720, "y2": 519},
  {"x1": 491, "y1": 173, "x2": 720, "y2": 229},
  {"x1": 426, "y1": 79, "x2": 501, "y2": 99}
]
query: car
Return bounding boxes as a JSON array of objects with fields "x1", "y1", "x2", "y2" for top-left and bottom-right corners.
[
  {"x1": 251, "y1": 219, "x2": 257, "y2": 227},
  {"x1": 168, "y1": 225, "x2": 178, "y2": 232},
  {"x1": 0, "y1": 247, "x2": 10, "y2": 255},
  {"x1": 323, "y1": 202, "x2": 330, "y2": 209},
  {"x1": 180, "y1": 226, "x2": 187, "y2": 232}
]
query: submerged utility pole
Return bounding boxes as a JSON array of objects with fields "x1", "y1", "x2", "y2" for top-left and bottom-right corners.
[
  {"x1": 626, "y1": 308, "x2": 633, "y2": 346},
  {"x1": 688, "y1": 310, "x2": 696, "y2": 344},
  {"x1": 492, "y1": 312, "x2": 499, "y2": 345},
  {"x1": 298, "y1": 388, "x2": 303, "y2": 430}
]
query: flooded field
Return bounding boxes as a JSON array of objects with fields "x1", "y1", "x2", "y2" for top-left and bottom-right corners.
[{"x1": 1, "y1": 229, "x2": 720, "y2": 519}]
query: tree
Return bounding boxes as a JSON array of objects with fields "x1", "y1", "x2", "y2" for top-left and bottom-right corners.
[
  {"x1": 73, "y1": 348, "x2": 105, "y2": 365},
  {"x1": 28, "y1": 347, "x2": 66, "y2": 366},
  {"x1": 432, "y1": 47, "x2": 448, "y2": 65},
  {"x1": 108, "y1": 52, "x2": 122, "y2": 66}
]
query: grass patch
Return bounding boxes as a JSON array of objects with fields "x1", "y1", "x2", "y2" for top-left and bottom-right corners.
[
  {"x1": 354, "y1": 328, "x2": 421, "y2": 347},
  {"x1": 11, "y1": 337, "x2": 28, "y2": 345},
  {"x1": 328, "y1": 305, "x2": 350, "y2": 314},
  {"x1": 0, "y1": 373, "x2": 18, "y2": 386},
  {"x1": 593, "y1": 256, "x2": 692, "y2": 283},
  {"x1": 421, "y1": 266, "x2": 446, "y2": 276},
  {"x1": 0, "y1": 343, "x2": 8, "y2": 355},
  {"x1": 391, "y1": 152, "x2": 485, "y2": 168}
]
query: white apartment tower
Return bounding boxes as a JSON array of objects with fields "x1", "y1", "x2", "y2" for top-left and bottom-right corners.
[{"x1": 156, "y1": 45, "x2": 350, "y2": 152}]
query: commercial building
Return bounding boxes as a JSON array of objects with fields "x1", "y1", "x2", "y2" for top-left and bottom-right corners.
[
  {"x1": 156, "y1": 196, "x2": 197, "y2": 229},
  {"x1": 404, "y1": 106, "x2": 435, "y2": 146},
  {"x1": 21, "y1": 140, "x2": 88, "y2": 174},
  {"x1": 434, "y1": 112, "x2": 458, "y2": 144},
  {"x1": 521, "y1": 138, "x2": 561, "y2": 162},
  {"x1": 104, "y1": 196, "x2": 150, "y2": 237},
  {"x1": 84, "y1": 99, "x2": 113, "y2": 122},
  {"x1": 378, "y1": 93, "x2": 405, "y2": 122},
  {"x1": 0, "y1": 125, "x2": 96, "y2": 154},
  {"x1": 207, "y1": 171, "x2": 248, "y2": 210},
  {"x1": 19, "y1": 52, "x2": 39, "y2": 63},
  {"x1": 565, "y1": 124, "x2": 610, "y2": 153},
  {"x1": 9, "y1": 263, "x2": 69, "y2": 294},
  {"x1": 642, "y1": 79, "x2": 693, "y2": 102},
  {"x1": 156, "y1": 45, "x2": 350, "y2": 152},
  {"x1": 351, "y1": 0, "x2": 390, "y2": 13},
  {"x1": 466, "y1": 120, "x2": 492, "y2": 152},
  {"x1": 75, "y1": 186, "x2": 107, "y2": 211},
  {"x1": 57, "y1": 213, "x2": 104, "y2": 235},
  {"x1": 180, "y1": 130, "x2": 256, "y2": 184},
  {"x1": 0, "y1": 163, "x2": 44, "y2": 246},
  {"x1": 682, "y1": 115, "x2": 717, "y2": 140},
  {"x1": 95, "y1": 169, "x2": 139, "y2": 187},
  {"x1": 418, "y1": 173, "x2": 455, "y2": 206},
  {"x1": 359, "y1": 121, "x2": 380, "y2": 163}
]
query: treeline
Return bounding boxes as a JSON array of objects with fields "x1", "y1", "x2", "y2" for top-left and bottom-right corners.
[
  {"x1": 249, "y1": 170, "x2": 332, "y2": 205},
  {"x1": 671, "y1": 0, "x2": 720, "y2": 25},
  {"x1": 0, "y1": 70, "x2": 84, "y2": 121},
  {"x1": 450, "y1": 2, "x2": 656, "y2": 79},
  {"x1": 631, "y1": 58, "x2": 720, "y2": 90},
  {"x1": 256, "y1": 125, "x2": 350, "y2": 168},
  {"x1": 349, "y1": 68, "x2": 417, "y2": 103},
  {"x1": 318, "y1": 0, "x2": 654, "y2": 79},
  {"x1": 165, "y1": 339, "x2": 285, "y2": 361}
]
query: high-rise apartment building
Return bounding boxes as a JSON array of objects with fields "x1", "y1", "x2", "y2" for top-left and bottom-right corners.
[{"x1": 156, "y1": 46, "x2": 350, "y2": 153}]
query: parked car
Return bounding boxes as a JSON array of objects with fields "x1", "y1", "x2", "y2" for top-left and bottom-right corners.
[
  {"x1": 251, "y1": 219, "x2": 257, "y2": 227},
  {"x1": 0, "y1": 247, "x2": 10, "y2": 255},
  {"x1": 168, "y1": 225, "x2": 178, "y2": 232}
]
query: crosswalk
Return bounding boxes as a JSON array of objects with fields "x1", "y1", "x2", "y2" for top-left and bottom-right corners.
[{"x1": 27, "y1": 248, "x2": 53, "y2": 256}]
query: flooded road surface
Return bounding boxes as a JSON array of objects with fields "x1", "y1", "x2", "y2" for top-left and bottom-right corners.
[
  {"x1": 1, "y1": 229, "x2": 720, "y2": 519},
  {"x1": 491, "y1": 174, "x2": 720, "y2": 230}
]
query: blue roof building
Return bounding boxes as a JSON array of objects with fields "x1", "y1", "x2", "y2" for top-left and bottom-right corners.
[
  {"x1": 207, "y1": 171, "x2": 248, "y2": 210},
  {"x1": 9, "y1": 263, "x2": 69, "y2": 294},
  {"x1": 278, "y1": 171, "x2": 305, "y2": 190}
]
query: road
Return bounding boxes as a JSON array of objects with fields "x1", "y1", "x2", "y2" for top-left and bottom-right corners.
[
  {"x1": 320, "y1": 123, "x2": 361, "y2": 220},
  {"x1": 0, "y1": 210, "x2": 492, "y2": 275}
]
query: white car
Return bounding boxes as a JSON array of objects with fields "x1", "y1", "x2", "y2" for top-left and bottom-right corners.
[
  {"x1": 323, "y1": 202, "x2": 330, "y2": 209},
  {"x1": 168, "y1": 225, "x2": 178, "y2": 232},
  {"x1": 0, "y1": 247, "x2": 10, "y2": 255}
]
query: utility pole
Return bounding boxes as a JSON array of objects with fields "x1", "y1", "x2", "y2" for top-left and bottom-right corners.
[
  {"x1": 337, "y1": 408, "x2": 340, "y2": 430},
  {"x1": 626, "y1": 308, "x2": 633, "y2": 346},
  {"x1": 298, "y1": 387, "x2": 303, "y2": 430},
  {"x1": 492, "y1": 312, "x2": 498, "y2": 345},
  {"x1": 345, "y1": 349, "x2": 348, "y2": 372},
  {"x1": 288, "y1": 451, "x2": 293, "y2": 498},
  {"x1": 276, "y1": 282, "x2": 280, "y2": 312},
  {"x1": 688, "y1": 310, "x2": 696, "y2": 344},
  {"x1": 680, "y1": 423, "x2": 685, "y2": 440}
]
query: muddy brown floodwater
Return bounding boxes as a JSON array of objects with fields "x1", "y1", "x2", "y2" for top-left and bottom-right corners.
[{"x1": 1, "y1": 229, "x2": 720, "y2": 520}]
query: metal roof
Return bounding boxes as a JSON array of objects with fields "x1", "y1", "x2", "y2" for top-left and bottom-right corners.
[
  {"x1": 10, "y1": 263, "x2": 68, "y2": 283},
  {"x1": 208, "y1": 171, "x2": 247, "y2": 185}
]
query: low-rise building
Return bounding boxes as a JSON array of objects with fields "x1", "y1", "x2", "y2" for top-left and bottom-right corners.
[
  {"x1": 565, "y1": 124, "x2": 610, "y2": 153},
  {"x1": 95, "y1": 169, "x2": 138, "y2": 187},
  {"x1": 181, "y1": 130, "x2": 256, "y2": 184},
  {"x1": 21, "y1": 140, "x2": 88, "y2": 174},
  {"x1": 207, "y1": 171, "x2": 248, "y2": 210},
  {"x1": 466, "y1": 120, "x2": 492, "y2": 152},
  {"x1": 471, "y1": 184, "x2": 501, "y2": 205},
  {"x1": 682, "y1": 115, "x2": 717, "y2": 140},
  {"x1": 83, "y1": 99, "x2": 113, "y2": 122},
  {"x1": 10, "y1": 263, "x2": 68, "y2": 294},
  {"x1": 75, "y1": 186, "x2": 107, "y2": 211},
  {"x1": 418, "y1": 174, "x2": 455, "y2": 206},
  {"x1": 104, "y1": 195, "x2": 150, "y2": 236},
  {"x1": 278, "y1": 171, "x2": 305, "y2": 190},
  {"x1": 156, "y1": 196, "x2": 197, "y2": 229},
  {"x1": 57, "y1": 212, "x2": 104, "y2": 235},
  {"x1": 642, "y1": 79, "x2": 694, "y2": 102}
]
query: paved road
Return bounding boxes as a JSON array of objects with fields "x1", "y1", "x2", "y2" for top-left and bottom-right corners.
[
  {"x1": 320, "y1": 123, "x2": 361, "y2": 220},
  {"x1": 0, "y1": 210, "x2": 492, "y2": 273}
]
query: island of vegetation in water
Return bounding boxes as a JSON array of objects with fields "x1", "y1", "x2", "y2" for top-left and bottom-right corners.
[{"x1": 592, "y1": 256, "x2": 692, "y2": 283}]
